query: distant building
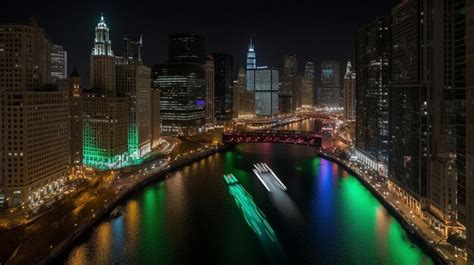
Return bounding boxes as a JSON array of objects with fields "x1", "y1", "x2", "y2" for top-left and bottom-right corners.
[
  {"x1": 319, "y1": 61, "x2": 340, "y2": 108},
  {"x1": 343, "y1": 62, "x2": 356, "y2": 121},
  {"x1": 213, "y1": 53, "x2": 233, "y2": 122},
  {"x1": 246, "y1": 39, "x2": 256, "y2": 70},
  {"x1": 280, "y1": 55, "x2": 298, "y2": 113},
  {"x1": 247, "y1": 67, "x2": 279, "y2": 116},
  {"x1": 0, "y1": 20, "x2": 71, "y2": 206},
  {"x1": 69, "y1": 69, "x2": 83, "y2": 175},
  {"x1": 151, "y1": 88, "x2": 161, "y2": 149},
  {"x1": 153, "y1": 33, "x2": 206, "y2": 136},
  {"x1": 355, "y1": 17, "x2": 391, "y2": 176},
  {"x1": 204, "y1": 54, "x2": 215, "y2": 128},
  {"x1": 48, "y1": 43, "x2": 67, "y2": 84},
  {"x1": 466, "y1": 0, "x2": 474, "y2": 262},
  {"x1": 235, "y1": 67, "x2": 255, "y2": 117},
  {"x1": 84, "y1": 14, "x2": 129, "y2": 169},
  {"x1": 301, "y1": 62, "x2": 315, "y2": 108},
  {"x1": 123, "y1": 35, "x2": 144, "y2": 63}
]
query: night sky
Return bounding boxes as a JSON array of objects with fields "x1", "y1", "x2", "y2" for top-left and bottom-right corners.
[{"x1": 3, "y1": 0, "x2": 398, "y2": 86}]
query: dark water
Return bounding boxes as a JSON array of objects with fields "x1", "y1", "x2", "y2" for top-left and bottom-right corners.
[
  {"x1": 278, "y1": 118, "x2": 321, "y2": 132},
  {"x1": 61, "y1": 143, "x2": 434, "y2": 265}
]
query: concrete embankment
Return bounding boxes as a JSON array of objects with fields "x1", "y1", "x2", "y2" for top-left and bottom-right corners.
[
  {"x1": 318, "y1": 152, "x2": 448, "y2": 265},
  {"x1": 37, "y1": 144, "x2": 233, "y2": 265}
]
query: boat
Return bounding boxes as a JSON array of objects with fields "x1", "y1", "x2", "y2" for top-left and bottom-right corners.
[
  {"x1": 223, "y1": 174, "x2": 239, "y2": 185},
  {"x1": 110, "y1": 206, "x2": 122, "y2": 218}
]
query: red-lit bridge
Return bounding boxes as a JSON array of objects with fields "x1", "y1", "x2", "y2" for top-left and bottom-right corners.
[{"x1": 223, "y1": 130, "x2": 322, "y2": 147}]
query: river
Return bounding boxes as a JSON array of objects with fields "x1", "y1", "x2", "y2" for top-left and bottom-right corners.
[{"x1": 60, "y1": 138, "x2": 434, "y2": 264}]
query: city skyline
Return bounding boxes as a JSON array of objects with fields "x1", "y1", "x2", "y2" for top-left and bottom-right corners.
[
  {"x1": 1, "y1": 0, "x2": 472, "y2": 264},
  {"x1": 2, "y1": 0, "x2": 399, "y2": 85}
]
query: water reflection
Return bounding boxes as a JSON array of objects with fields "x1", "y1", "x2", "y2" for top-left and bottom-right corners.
[{"x1": 61, "y1": 143, "x2": 434, "y2": 265}]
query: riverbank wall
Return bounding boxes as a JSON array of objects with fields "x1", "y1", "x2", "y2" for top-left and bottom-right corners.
[{"x1": 318, "y1": 152, "x2": 448, "y2": 265}]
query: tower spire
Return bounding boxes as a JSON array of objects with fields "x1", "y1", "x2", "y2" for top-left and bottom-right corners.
[{"x1": 246, "y1": 38, "x2": 256, "y2": 70}]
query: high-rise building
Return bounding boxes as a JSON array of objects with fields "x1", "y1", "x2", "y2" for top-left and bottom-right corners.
[
  {"x1": 48, "y1": 43, "x2": 67, "y2": 84},
  {"x1": 123, "y1": 35, "x2": 144, "y2": 63},
  {"x1": 301, "y1": 62, "x2": 315, "y2": 108},
  {"x1": 69, "y1": 69, "x2": 83, "y2": 174},
  {"x1": 83, "y1": 14, "x2": 129, "y2": 169},
  {"x1": 355, "y1": 16, "x2": 391, "y2": 176},
  {"x1": 204, "y1": 54, "x2": 215, "y2": 128},
  {"x1": 116, "y1": 62, "x2": 152, "y2": 159},
  {"x1": 213, "y1": 53, "x2": 233, "y2": 122},
  {"x1": 153, "y1": 33, "x2": 206, "y2": 136},
  {"x1": 319, "y1": 61, "x2": 341, "y2": 108},
  {"x1": 235, "y1": 67, "x2": 255, "y2": 118},
  {"x1": 153, "y1": 65, "x2": 205, "y2": 135},
  {"x1": 280, "y1": 55, "x2": 298, "y2": 113},
  {"x1": 343, "y1": 61, "x2": 356, "y2": 121},
  {"x1": 247, "y1": 67, "x2": 279, "y2": 116},
  {"x1": 0, "y1": 20, "x2": 71, "y2": 206},
  {"x1": 424, "y1": 0, "x2": 466, "y2": 234},
  {"x1": 389, "y1": 0, "x2": 432, "y2": 214},
  {"x1": 455, "y1": 0, "x2": 468, "y2": 228},
  {"x1": 151, "y1": 88, "x2": 161, "y2": 149},
  {"x1": 169, "y1": 33, "x2": 205, "y2": 70},
  {"x1": 246, "y1": 39, "x2": 256, "y2": 70},
  {"x1": 465, "y1": 0, "x2": 474, "y2": 262},
  {"x1": 90, "y1": 14, "x2": 116, "y2": 94}
]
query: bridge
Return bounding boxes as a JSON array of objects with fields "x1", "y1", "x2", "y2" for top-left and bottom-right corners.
[{"x1": 223, "y1": 130, "x2": 322, "y2": 147}]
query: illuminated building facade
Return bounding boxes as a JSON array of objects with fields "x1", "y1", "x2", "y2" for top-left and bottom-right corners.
[
  {"x1": 0, "y1": 21, "x2": 71, "y2": 207},
  {"x1": 247, "y1": 67, "x2": 279, "y2": 116},
  {"x1": 467, "y1": 1, "x2": 474, "y2": 261},
  {"x1": 235, "y1": 67, "x2": 255, "y2": 117},
  {"x1": 280, "y1": 55, "x2": 297, "y2": 113},
  {"x1": 301, "y1": 62, "x2": 315, "y2": 108},
  {"x1": 213, "y1": 53, "x2": 233, "y2": 122},
  {"x1": 48, "y1": 43, "x2": 67, "y2": 84},
  {"x1": 152, "y1": 33, "x2": 206, "y2": 136},
  {"x1": 83, "y1": 14, "x2": 130, "y2": 169},
  {"x1": 355, "y1": 16, "x2": 390, "y2": 176},
  {"x1": 343, "y1": 61, "x2": 356, "y2": 121},
  {"x1": 205, "y1": 54, "x2": 215, "y2": 127},
  {"x1": 389, "y1": 0, "x2": 431, "y2": 213},
  {"x1": 319, "y1": 61, "x2": 340, "y2": 108},
  {"x1": 116, "y1": 62, "x2": 152, "y2": 158},
  {"x1": 246, "y1": 39, "x2": 256, "y2": 70}
]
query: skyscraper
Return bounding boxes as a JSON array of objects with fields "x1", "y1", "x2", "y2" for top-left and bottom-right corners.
[
  {"x1": 319, "y1": 61, "x2": 341, "y2": 108},
  {"x1": 280, "y1": 55, "x2": 298, "y2": 113},
  {"x1": 69, "y1": 69, "x2": 83, "y2": 174},
  {"x1": 0, "y1": 20, "x2": 71, "y2": 206},
  {"x1": 213, "y1": 53, "x2": 233, "y2": 122},
  {"x1": 235, "y1": 67, "x2": 255, "y2": 118},
  {"x1": 116, "y1": 62, "x2": 152, "y2": 159},
  {"x1": 153, "y1": 33, "x2": 206, "y2": 136},
  {"x1": 301, "y1": 62, "x2": 315, "y2": 108},
  {"x1": 355, "y1": 16, "x2": 391, "y2": 175},
  {"x1": 246, "y1": 39, "x2": 256, "y2": 70},
  {"x1": 343, "y1": 62, "x2": 356, "y2": 121},
  {"x1": 90, "y1": 14, "x2": 116, "y2": 94},
  {"x1": 123, "y1": 35, "x2": 144, "y2": 62},
  {"x1": 389, "y1": 0, "x2": 431, "y2": 214},
  {"x1": 247, "y1": 67, "x2": 279, "y2": 116},
  {"x1": 204, "y1": 54, "x2": 215, "y2": 128},
  {"x1": 455, "y1": 0, "x2": 468, "y2": 228},
  {"x1": 83, "y1": 14, "x2": 129, "y2": 169},
  {"x1": 464, "y1": 0, "x2": 474, "y2": 262},
  {"x1": 48, "y1": 43, "x2": 67, "y2": 84}
]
